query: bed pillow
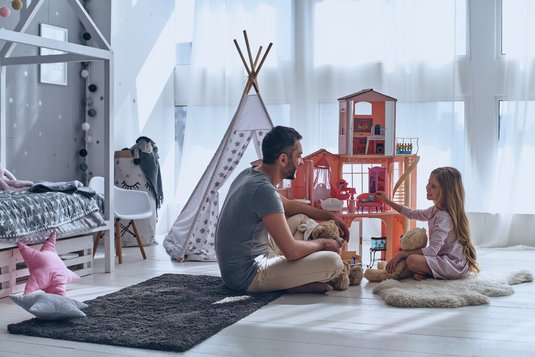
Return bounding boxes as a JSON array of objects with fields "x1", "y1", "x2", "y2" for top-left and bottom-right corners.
[
  {"x1": 17, "y1": 231, "x2": 81, "y2": 296},
  {"x1": 9, "y1": 292, "x2": 88, "y2": 320}
]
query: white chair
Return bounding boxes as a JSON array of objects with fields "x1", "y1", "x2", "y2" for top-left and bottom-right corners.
[{"x1": 90, "y1": 176, "x2": 151, "y2": 264}]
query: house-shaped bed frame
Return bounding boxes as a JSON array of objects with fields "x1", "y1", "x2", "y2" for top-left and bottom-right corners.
[{"x1": 0, "y1": 0, "x2": 115, "y2": 273}]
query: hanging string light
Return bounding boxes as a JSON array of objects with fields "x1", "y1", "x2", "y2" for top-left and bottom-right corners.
[{"x1": 0, "y1": 0, "x2": 24, "y2": 17}]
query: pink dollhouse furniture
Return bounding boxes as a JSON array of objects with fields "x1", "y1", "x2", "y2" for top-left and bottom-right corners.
[{"x1": 355, "y1": 193, "x2": 383, "y2": 213}]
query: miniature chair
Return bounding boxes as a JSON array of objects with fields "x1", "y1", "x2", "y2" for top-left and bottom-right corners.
[
  {"x1": 89, "y1": 176, "x2": 150, "y2": 264},
  {"x1": 368, "y1": 236, "x2": 387, "y2": 268}
]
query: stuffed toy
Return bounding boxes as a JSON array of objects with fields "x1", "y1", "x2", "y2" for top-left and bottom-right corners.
[
  {"x1": 0, "y1": 164, "x2": 33, "y2": 192},
  {"x1": 364, "y1": 227, "x2": 428, "y2": 282},
  {"x1": 307, "y1": 219, "x2": 345, "y2": 247},
  {"x1": 298, "y1": 219, "x2": 363, "y2": 290},
  {"x1": 17, "y1": 231, "x2": 80, "y2": 296}
]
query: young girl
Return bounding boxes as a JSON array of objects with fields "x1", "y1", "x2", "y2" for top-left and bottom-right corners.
[{"x1": 377, "y1": 166, "x2": 479, "y2": 280}]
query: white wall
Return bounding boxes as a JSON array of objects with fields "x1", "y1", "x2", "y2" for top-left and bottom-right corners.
[{"x1": 110, "y1": 1, "x2": 179, "y2": 234}]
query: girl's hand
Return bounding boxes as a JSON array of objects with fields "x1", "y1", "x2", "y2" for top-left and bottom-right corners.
[
  {"x1": 386, "y1": 252, "x2": 404, "y2": 273},
  {"x1": 376, "y1": 191, "x2": 388, "y2": 203}
]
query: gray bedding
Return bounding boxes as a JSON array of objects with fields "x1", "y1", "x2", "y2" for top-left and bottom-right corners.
[{"x1": 0, "y1": 190, "x2": 105, "y2": 244}]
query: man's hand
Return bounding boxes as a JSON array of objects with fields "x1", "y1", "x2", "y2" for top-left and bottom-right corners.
[
  {"x1": 333, "y1": 216, "x2": 350, "y2": 242},
  {"x1": 319, "y1": 238, "x2": 342, "y2": 253}
]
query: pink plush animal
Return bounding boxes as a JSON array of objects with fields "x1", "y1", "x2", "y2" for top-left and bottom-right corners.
[{"x1": 0, "y1": 165, "x2": 33, "y2": 191}]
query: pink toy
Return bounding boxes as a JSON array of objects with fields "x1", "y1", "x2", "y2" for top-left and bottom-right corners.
[
  {"x1": 334, "y1": 179, "x2": 356, "y2": 200},
  {"x1": 356, "y1": 193, "x2": 383, "y2": 213},
  {"x1": 17, "y1": 231, "x2": 81, "y2": 296},
  {"x1": 0, "y1": 164, "x2": 33, "y2": 191}
]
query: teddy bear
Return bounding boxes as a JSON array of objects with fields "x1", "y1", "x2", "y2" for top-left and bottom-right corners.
[
  {"x1": 298, "y1": 219, "x2": 363, "y2": 290},
  {"x1": 363, "y1": 227, "x2": 428, "y2": 282}
]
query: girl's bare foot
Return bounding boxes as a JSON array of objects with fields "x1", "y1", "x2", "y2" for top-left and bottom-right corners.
[
  {"x1": 285, "y1": 282, "x2": 333, "y2": 294},
  {"x1": 414, "y1": 273, "x2": 426, "y2": 281}
]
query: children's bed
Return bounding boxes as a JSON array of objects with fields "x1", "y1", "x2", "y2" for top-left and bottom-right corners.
[
  {"x1": 0, "y1": 0, "x2": 115, "y2": 286},
  {"x1": 0, "y1": 189, "x2": 106, "y2": 298}
]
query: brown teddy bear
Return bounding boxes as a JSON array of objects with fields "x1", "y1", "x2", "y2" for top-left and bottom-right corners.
[
  {"x1": 364, "y1": 227, "x2": 428, "y2": 282},
  {"x1": 299, "y1": 219, "x2": 363, "y2": 290}
]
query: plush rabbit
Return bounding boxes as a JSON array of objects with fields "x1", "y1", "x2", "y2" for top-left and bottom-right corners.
[{"x1": 0, "y1": 165, "x2": 33, "y2": 192}]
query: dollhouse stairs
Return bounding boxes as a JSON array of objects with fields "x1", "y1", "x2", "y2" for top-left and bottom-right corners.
[{"x1": 391, "y1": 155, "x2": 420, "y2": 206}]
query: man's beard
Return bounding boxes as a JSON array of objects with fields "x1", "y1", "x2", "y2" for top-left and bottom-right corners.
[{"x1": 284, "y1": 167, "x2": 296, "y2": 180}]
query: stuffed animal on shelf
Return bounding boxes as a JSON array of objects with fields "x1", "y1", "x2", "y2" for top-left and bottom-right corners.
[
  {"x1": 298, "y1": 219, "x2": 363, "y2": 290},
  {"x1": 364, "y1": 227, "x2": 428, "y2": 282},
  {"x1": 0, "y1": 164, "x2": 33, "y2": 192}
]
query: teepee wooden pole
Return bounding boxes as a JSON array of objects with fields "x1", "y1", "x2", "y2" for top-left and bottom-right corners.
[
  {"x1": 243, "y1": 30, "x2": 256, "y2": 74},
  {"x1": 233, "y1": 39, "x2": 251, "y2": 75},
  {"x1": 253, "y1": 46, "x2": 263, "y2": 69},
  {"x1": 234, "y1": 30, "x2": 272, "y2": 94},
  {"x1": 255, "y1": 42, "x2": 273, "y2": 76}
]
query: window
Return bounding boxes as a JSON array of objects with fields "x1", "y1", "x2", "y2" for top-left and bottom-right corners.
[
  {"x1": 501, "y1": 0, "x2": 535, "y2": 57},
  {"x1": 313, "y1": 0, "x2": 467, "y2": 67},
  {"x1": 497, "y1": 100, "x2": 535, "y2": 213},
  {"x1": 191, "y1": 0, "x2": 291, "y2": 68},
  {"x1": 396, "y1": 101, "x2": 465, "y2": 209}
]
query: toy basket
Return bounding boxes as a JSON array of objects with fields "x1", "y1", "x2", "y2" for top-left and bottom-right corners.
[{"x1": 370, "y1": 236, "x2": 386, "y2": 250}]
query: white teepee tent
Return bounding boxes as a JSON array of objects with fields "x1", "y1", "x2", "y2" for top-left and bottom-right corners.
[{"x1": 164, "y1": 31, "x2": 274, "y2": 261}]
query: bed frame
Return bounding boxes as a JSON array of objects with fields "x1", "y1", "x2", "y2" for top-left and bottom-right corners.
[
  {"x1": 0, "y1": 0, "x2": 116, "y2": 278},
  {"x1": 0, "y1": 233, "x2": 96, "y2": 298}
]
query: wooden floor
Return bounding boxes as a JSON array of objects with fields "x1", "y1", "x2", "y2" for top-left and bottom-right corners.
[{"x1": 1, "y1": 237, "x2": 534, "y2": 357}]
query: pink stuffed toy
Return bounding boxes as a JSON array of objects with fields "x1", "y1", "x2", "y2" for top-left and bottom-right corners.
[
  {"x1": 17, "y1": 231, "x2": 81, "y2": 296},
  {"x1": 0, "y1": 164, "x2": 33, "y2": 191}
]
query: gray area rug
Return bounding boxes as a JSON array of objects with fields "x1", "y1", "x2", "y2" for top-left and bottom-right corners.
[
  {"x1": 372, "y1": 270, "x2": 533, "y2": 308},
  {"x1": 8, "y1": 274, "x2": 283, "y2": 352}
]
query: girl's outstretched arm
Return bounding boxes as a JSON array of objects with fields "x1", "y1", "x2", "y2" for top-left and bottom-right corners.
[{"x1": 377, "y1": 191, "x2": 404, "y2": 213}]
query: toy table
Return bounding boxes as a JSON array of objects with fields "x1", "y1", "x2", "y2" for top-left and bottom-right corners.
[{"x1": 336, "y1": 209, "x2": 405, "y2": 261}]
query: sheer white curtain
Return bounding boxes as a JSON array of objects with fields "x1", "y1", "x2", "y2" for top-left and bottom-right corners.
[
  {"x1": 176, "y1": 0, "x2": 292, "y2": 205},
  {"x1": 474, "y1": 0, "x2": 535, "y2": 247}
]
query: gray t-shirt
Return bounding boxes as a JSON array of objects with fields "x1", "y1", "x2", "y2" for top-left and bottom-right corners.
[{"x1": 215, "y1": 167, "x2": 284, "y2": 290}]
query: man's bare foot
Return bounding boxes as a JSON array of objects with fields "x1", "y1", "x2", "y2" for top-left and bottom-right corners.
[{"x1": 285, "y1": 282, "x2": 333, "y2": 294}]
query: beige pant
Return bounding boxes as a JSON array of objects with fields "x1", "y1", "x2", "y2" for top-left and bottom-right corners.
[{"x1": 246, "y1": 214, "x2": 344, "y2": 292}]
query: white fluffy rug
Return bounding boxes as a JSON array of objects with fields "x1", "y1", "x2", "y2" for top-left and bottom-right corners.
[{"x1": 372, "y1": 270, "x2": 533, "y2": 308}]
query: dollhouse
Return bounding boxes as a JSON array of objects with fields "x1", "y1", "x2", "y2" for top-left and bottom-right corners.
[{"x1": 289, "y1": 89, "x2": 419, "y2": 265}]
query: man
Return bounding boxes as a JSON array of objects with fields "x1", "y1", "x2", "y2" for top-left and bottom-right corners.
[{"x1": 215, "y1": 126, "x2": 350, "y2": 293}]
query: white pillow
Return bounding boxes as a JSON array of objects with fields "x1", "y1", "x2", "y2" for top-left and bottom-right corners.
[{"x1": 10, "y1": 292, "x2": 88, "y2": 320}]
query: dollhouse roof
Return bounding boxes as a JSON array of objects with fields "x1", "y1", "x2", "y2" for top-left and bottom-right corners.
[
  {"x1": 303, "y1": 148, "x2": 338, "y2": 160},
  {"x1": 338, "y1": 88, "x2": 397, "y2": 102}
]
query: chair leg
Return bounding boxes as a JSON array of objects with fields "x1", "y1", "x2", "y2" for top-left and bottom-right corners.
[
  {"x1": 93, "y1": 231, "x2": 103, "y2": 257},
  {"x1": 131, "y1": 220, "x2": 147, "y2": 259},
  {"x1": 115, "y1": 219, "x2": 123, "y2": 264}
]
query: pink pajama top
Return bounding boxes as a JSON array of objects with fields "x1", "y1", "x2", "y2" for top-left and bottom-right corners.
[{"x1": 400, "y1": 206, "x2": 470, "y2": 279}]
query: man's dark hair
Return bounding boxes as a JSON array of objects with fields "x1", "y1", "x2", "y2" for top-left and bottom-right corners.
[{"x1": 262, "y1": 126, "x2": 303, "y2": 164}]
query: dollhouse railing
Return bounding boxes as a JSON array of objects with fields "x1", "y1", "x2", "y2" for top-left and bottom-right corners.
[{"x1": 395, "y1": 137, "x2": 419, "y2": 155}]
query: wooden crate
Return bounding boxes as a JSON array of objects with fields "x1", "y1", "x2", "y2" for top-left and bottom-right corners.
[{"x1": 0, "y1": 235, "x2": 93, "y2": 298}]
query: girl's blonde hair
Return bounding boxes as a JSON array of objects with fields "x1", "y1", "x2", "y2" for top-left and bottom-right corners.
[{"x1": 431, "y1": 167, "x2": 480, "y2": 272}]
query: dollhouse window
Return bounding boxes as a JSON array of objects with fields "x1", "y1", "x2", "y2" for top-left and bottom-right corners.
[
  {"x1": 354, "y1": 102, "x2": 372, "y2": 115},
  {"x1": 341, "y1": 163, "x2": 375, "y2": 194}
]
